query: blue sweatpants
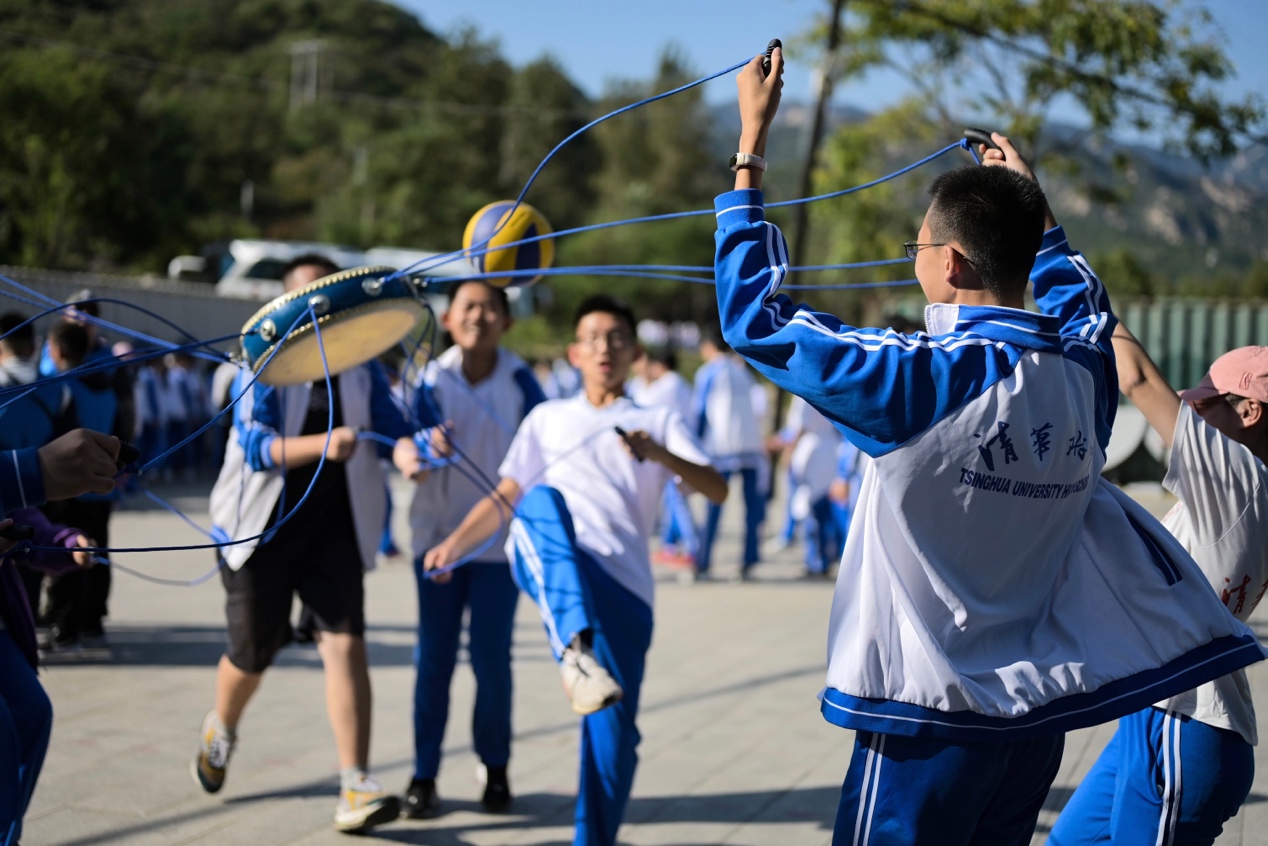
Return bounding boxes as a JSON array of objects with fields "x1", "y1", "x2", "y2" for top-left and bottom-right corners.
[
  {"x1": 659, "y1": 483, "x2": 698, "y2": 556},
  {"x1": 0, "y1": 631, "x2": 52, "y2": 846},
  {"x1": 804, "y1": 495, "x2": 842, "y2": 574},
  {"x1": 697, "y1": 467, "x2": 763, "y2": 574},
  {"x1": 508, "y1": 486, "x2": 654, "y2": 846},
  {"x1": 411, "y1": 559, "x2": 519, "y2": 779},
  {"x1": 1049, "y1": 708, "x2": 1253, "y2": 846},
  {"x1": 833, "y1": 730, "x2": 1063, "y2": 846}
]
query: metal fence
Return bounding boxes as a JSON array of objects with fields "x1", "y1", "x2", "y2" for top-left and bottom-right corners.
[{"x1": 1117, "y1": 299, "x2": 1268, "y2": 389}]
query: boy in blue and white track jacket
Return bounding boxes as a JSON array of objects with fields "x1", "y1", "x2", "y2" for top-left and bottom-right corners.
[{"x1": 716, "y1": 47, "x2": 1266, "y2": 846}]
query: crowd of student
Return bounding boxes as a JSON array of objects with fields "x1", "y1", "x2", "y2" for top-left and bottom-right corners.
[{"x1": 5, "y1": 46, "x2": 1268, "y2": 846}]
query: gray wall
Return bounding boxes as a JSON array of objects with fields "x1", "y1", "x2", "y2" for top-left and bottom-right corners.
[{"x1": 0, "y1": 266, "x2": 261, "y2": 355}]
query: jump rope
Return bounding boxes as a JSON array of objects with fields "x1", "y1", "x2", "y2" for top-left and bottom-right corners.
[{"x1": 0, "y1": 44, "x2": 999, "y2": 584}]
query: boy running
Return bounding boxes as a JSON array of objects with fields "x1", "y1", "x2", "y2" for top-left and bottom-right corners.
[
  {"x1": 193, "y1": 255, "x2": 414, "y2": 834},
  {"x1": 422, "y1": 294, "x2": 727, "y2": 846}
]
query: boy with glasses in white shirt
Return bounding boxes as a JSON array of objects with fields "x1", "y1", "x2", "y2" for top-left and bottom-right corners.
[{"x1": 422, "y1": 294, "x2": 726, "y2": 846}]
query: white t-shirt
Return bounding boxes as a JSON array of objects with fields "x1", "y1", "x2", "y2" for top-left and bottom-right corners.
[
  {"x1": 629, "y1": 370, "x2": 693, "y2": 421},
  {"x1": 1156, "y1": 403, "x2": 1268, "y2": 745},
  {"x1": 499, "y1": 394, "x2": 711, "y2": 608}
]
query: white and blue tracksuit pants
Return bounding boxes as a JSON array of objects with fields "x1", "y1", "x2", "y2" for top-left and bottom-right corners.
[
  {"x1": 411, "y1": 559, "x2": 519, "y2": 780},
  {"x1": 509, "y1": 486, "x2": 654, "y2": 846},
  {"x1": 1049, "y1": 707, "x2": 1253, "y2": 846},
  {"x1": 833, "y1": 730, "x2": 1063, "y2": 846}
]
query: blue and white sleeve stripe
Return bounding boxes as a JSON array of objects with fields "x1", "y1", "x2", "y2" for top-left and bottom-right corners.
[{"x1": 0, "y1": 448, "x2": 45, "y2": 515}]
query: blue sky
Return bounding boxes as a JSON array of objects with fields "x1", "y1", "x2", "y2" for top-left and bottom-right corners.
[{"x1": 396, "y1": 0, "x2": 1266, "y2": 139}]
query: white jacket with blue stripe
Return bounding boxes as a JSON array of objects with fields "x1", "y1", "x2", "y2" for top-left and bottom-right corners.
[{"x1": 714, "y1": 188, "x2": 1266, "y2": 741}]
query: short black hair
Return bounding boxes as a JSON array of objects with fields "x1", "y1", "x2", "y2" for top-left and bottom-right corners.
[
  {"x1": 281, "y1": 253, "x2": 340, "y2": 283},
  {"x1": 926, "y1": 166, "x2": 1047, "y2": 299},
  {"x1": 66, "y1": 289, "x2": 100, "y2": 318},
  {"x1": 702, "y1": 325, "x2": 730, "y2": 353},
  {"x1": 645, "y1": 346, "x2": 679, "y2": 371},
  {"x1": 0, "y1": 312, "x2": 34, "y2": 356},
  {"x1": 574, "y1": 294, "x2": 636, "y2": 336},
  {"x1": 449, "y1": 279, "x2": 510, "y2": 315},
  {"x1": 50, "y1": 321, "x2": 90, "y2": 367}
]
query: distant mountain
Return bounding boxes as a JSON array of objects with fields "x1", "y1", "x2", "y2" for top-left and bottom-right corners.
[{"x1": 710, "y1": 101, "x2": 1268, "y2": 285}]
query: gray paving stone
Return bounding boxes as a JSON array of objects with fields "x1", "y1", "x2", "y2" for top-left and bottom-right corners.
[{"x1": 20, "y1": 480, "x2": 1268, "y2": 846}]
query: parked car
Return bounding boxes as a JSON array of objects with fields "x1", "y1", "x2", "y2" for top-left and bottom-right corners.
[{"x1": 168, "y1": 240, "x2": 369, "y2": 301}]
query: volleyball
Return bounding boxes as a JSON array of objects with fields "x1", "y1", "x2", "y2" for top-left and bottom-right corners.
[{"x1": 462, "y1": 200, "x2": 555, "y2": 287}]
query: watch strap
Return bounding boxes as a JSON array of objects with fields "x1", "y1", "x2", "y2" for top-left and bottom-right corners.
[{"x1": 729, "y1": 152, "x2": 768, "y2": 172}]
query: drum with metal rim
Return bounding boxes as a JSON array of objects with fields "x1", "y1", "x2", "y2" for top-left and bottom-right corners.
[{"x1": 241, "y1": 266, "x2": 426, "y2": 387}]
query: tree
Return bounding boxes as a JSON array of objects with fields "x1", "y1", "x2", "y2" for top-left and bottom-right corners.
[
  {"x1": 807, "y1": 0, "x2": 1264, "y2": 160},
  {"x1": 1087, "y1": 248, "x2": 1155, "y2": 298},
  {"x1": 552, "y1": 49, "x2": 730, "y2": 325},
  {"x1": 498, "y1": 56, "x2": 600, "y2": 233}
]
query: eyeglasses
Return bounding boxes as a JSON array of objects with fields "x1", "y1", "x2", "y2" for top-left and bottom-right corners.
[
  {"x1": 576, "y1": 332, "x2": 633, "y2": 351},
  {"x1": 903, "y1": 241, "x2": 944, "y2": 260}
]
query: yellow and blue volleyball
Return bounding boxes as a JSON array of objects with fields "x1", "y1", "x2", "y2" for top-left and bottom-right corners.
[{"x1": 462, "y1": 200, "x2": 554, "y2": 287}]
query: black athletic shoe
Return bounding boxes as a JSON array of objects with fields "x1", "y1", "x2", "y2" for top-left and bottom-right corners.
[
  {"x1": 402, "y1": 777, "x2": 440, "y2": 819},
  {"x1": 481, "y1": 766, "x2": 512, "y2": 812}
]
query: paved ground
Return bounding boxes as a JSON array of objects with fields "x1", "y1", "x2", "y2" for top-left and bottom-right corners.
[{"x1": 20, "y1": 479, "x2": 1268, "y2": 845}]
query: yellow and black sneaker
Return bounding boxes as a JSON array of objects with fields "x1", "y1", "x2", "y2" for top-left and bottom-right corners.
[
  {"x1": 335, "y1": 775, "x2": 401, "y2": 833},
  {"x1": 190, "y1": 710, "x2": 235, "y2": 794}
]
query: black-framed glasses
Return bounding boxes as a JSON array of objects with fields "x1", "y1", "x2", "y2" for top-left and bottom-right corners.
[{"x1": 903, "y1": 241, "x2": 944, "y2": 260}]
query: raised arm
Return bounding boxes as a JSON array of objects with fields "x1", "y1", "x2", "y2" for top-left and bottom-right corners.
[
  {"x1": 981, "y1": 134, "x2": 1115, "y2": 348},
  {"x1": 1112, "y1": 322, "x2": 1181, "y2": 448},
  {"x1": 714, "y1": 201, "x2": 1017, "y2": 457}
]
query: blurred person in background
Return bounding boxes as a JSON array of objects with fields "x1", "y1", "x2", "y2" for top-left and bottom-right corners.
[
  {"x1": 39, "y1": 322, "x2": 120, "y2": 651},
  {"x1": 691, "y1": 327, "x2": 765, "y2": 580},
  {"x1": 630, "y1": 348, "x2": 699, "y2": 568}
]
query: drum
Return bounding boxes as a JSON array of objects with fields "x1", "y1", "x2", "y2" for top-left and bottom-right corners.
[{"x1": 241, "y1": 266, "x2": 426, "y2": 387}]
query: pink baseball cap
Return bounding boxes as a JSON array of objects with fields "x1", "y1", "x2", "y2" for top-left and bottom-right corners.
[{"x1": 1179, "y1": 346, "x2": 1268, "y2": 405}]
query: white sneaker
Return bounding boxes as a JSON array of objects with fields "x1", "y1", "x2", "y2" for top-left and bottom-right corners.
[
  {"x1": 560, "y1": 640, "x2": 623, "y2": 715},
  {"x1": 191, "y1": 710, "x2": 236, "y2": 794},
  {"x1": 334, "y1": 774, "x2": 401, "y2": 833}
]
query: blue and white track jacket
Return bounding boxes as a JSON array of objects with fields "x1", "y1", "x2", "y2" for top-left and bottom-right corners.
[{"x1": 715, "y1": 188, "x2": 1266, "y2": 741}]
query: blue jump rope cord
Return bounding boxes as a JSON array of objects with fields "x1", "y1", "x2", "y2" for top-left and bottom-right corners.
[
  {"x1": 5, "y1": 306, "x2": 337, "y2": 572},
  {"x1": 0, "y1": 275, "x2": 235, "y2": 362},
  {"x1": 0, "y1": 53, "x2": 980, "y2": 581},
  {"x1": 383, "y1": 57, "x2": 753, "y2": 284},
  {"x1": 390, "y1": 139, "x2": 968, "y2": 284}
]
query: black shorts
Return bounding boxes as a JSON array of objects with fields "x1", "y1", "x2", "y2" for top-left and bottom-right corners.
[{"x1": 221, "y1": 527, "x2": 365, "y2": 673}]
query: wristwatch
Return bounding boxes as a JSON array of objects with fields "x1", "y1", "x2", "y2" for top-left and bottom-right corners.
[{"x1": 729, "y1": 152, "x2": 768, "y2": 172}]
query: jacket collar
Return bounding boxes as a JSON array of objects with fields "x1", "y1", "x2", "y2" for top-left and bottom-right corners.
[{"x1": 924, "y1": 303, "x2": 1063, "y2": 353}]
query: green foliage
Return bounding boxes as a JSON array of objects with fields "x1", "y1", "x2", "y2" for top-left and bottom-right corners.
[
  {"x1": 1087, "y1": 248, "x2": 1154, "y2": 297},
  {"x1": 798, "y1": 0, "x2": 1267, "y2": 307},
  {"x1": 552, "y1": 49, "x2": 732, "y2": 327},
  {"x1": 810, "y1": 0, "x2": 1264, "y2": 159}
]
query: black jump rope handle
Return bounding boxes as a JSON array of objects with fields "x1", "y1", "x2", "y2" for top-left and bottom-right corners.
[
  {"x1": 0, "y1": 444, "x2": 144, "y2": 544},
  {"x1": 762, "y1": 38, "x2": 781, "y2": 77},
  {"x1": 117, "y1": 441, "x2": 141, "y2": 469},
  {"x1": 964, "y1": 127, "x2": 1001, "y2": 152},
  {"x1": 614, "y1": 427, "x2": 645, "y2": 463}
]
